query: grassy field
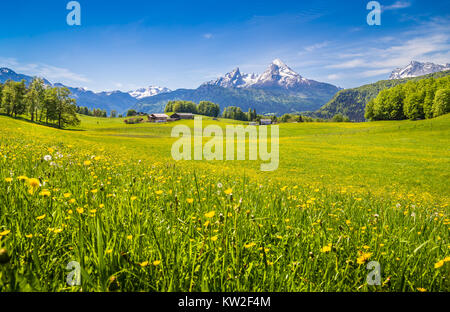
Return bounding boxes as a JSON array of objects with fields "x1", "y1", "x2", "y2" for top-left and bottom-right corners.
[{"x1": 0, "y1": 114, "x2": 449, "y2": 291}]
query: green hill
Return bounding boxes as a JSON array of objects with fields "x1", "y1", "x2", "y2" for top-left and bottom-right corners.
[{"x1": 315, "y1": 70, "x2": 450, "y2": 121}]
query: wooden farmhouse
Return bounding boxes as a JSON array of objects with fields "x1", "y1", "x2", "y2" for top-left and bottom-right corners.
[
  {"x1": 170, "y1": 113, "x2": 195, "y2": 120},
  {"x1": 148, "y1": 114, "x2": 169, "y2": 122}
]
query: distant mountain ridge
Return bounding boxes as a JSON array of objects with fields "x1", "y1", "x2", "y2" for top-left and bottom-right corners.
[
  {"x1": 135, "y1": 59, "x2": 340, "y2": 115},
  {"x1": 204, "y1": 67, "x2": 258, "y2": 88},
  {"x1": 389, "y1": 61, "x2": 450, "y2": 80},
  {"x1": 0, "y1": 68, "x2": 51, "y2": 85},
  {"x1": 128, "y1": 86, "x2": 172, "y2": 99},
  {"x1": 203, "y1": 59, "x2": 333, "y2": 91},
  {"x1": 0, "y1": 68, "x2": 169, "y2": 113}
]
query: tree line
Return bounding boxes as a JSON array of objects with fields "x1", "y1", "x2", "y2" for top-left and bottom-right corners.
[
  {"x1": 0, "y1": 78, "x2": 80, "y2": 128},
  {"x1": 164, "y1": 100, "x2": 220, "y2": 117},
  {"x1": 162, "y1": 100, "x2": 345, "y2": 123},
  {"x1": 365, "y1": 76, "x2": 450, "y2": 121},
  {"x1": 76, "y1": 106, "x2": 120, "y2": 118}
]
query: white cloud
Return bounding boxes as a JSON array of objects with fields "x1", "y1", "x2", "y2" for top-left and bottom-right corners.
[
  {"x1": 203, "y1": 33, "x2": 213, "y2": 39},
  {"x1": 324, "y1": 19, "x2": 450, "y2": 78},
  {"x1": 327, "y1": 59, "x2": 366, "y2": 69},
  {"x1": 382, "y1": 1, "x2": 411, "y2": 11},
  {"x1": 359, "y1": 68, "x2": 393, "y2": 78},
  {"x1": 0, "y1": 57, "x2": 90, "y2": 84},
  {"x1": 327, "y1": 74, "x2": 341, "y2": 80},
  {"x1": 304, "y1": 41, "x2": 329, "y2": 53}
]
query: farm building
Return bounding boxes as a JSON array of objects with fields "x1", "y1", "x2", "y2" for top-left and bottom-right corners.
[
  {"x1": 148, "y1": 114, "x2": 169, "y2": 122},
  {"x1": 171, "y1": 113, "x2": 194, "y2": 120},
  {"x1": 260, "y1": 119, "x2": 272, "y2": 125}
]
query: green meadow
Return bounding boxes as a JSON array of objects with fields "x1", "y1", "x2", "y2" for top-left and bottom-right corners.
[{"x1": 0, "y1": 114, "x2": 449, "y2": 291}]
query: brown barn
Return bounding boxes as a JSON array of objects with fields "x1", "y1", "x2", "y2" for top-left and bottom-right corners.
[{"x1": 148, "y1": 114, "x2": 169, "y2": 122}]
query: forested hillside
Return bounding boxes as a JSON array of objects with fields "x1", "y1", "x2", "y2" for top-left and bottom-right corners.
[
  {"x1": 315, "y1": 70, "x2": 450, "y2": 121},
  {"x1": 365, "y1": 75, "x2": 449, "y2": 120}
]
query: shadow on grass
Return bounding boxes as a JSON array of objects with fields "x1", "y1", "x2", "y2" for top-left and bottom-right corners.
[{"x1": 0, "y1": 113, "x2": 86, "y2": 131}]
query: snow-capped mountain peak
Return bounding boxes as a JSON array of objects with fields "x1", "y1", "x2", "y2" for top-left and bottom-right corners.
[
  {"x1": 204, "y1": 59, "x2": 310, "y2": 89},
  {"x1": 204, "y1": 67, "x2": 258, "y2": 88},
  {"x1": 128, "y1": 86, "x2": 172, "y2": 99},
  {"x1": 272, "y1": 58, "x2": 286, "y2": 67},
  {"x1": 389, "y1": 61, "x2": 450, "y2": 80},
  {"x1": 255, "y1": 59, "x2": 308, "y2": 88}
]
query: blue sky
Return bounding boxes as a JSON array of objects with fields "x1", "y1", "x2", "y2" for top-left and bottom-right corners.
[{"x1": 0, "y1": 0, "x2": 449, "y2": 91}]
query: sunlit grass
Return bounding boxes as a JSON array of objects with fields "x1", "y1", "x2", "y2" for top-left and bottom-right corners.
[{"x1": 0, "y1": 114, "x2": 449, "y2": 291}]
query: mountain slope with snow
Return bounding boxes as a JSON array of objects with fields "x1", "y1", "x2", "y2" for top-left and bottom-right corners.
[
  {"x1": 128, "y1": 86, "x2": 172, "y2": 99},
  {"x1": 389, "y1": 61, "x2": 450, "y2": 79},
  {"x1": 0, "y1": 68, "x2": 51, "y2": 85},
  {"x1": 205, "y1": 59, "x2": 317, "y2": 89},
  {"x1": 135, "y1": 59, "x2": 340, "y2": 115}
]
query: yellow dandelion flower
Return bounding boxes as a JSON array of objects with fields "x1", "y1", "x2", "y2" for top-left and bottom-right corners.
[
  {"x1": 244, "y1": 242, "x2": 256, "y2": 249},
  {"x1": 127, "y1": 235, "x2": 133, "y2": 240},
  {"x1": 187, "y1": 198, "x2": 194, "y2": 204},
  {"x1": 139, "y1": 261, "x2": 149, "y2": 267},
  {"x1": 434, "y1": 260, "x2": 444, "y2": 269},
  {"x1": 39, "y1": 190, "x2": 51, "y2": 197},
  {"x1": 17, "y1": 176, "x2": 28, "y2": 181},
  {"x1": 153, "y1": 260, "x2": 161, "y2": 266},
  {"x1": 417, "y1": 288, "x2": 427, "y2": 292},
  {"x1": 4, "y1": 177, "x2": 12, "y2": 183},
  {"x1": 83, "y1": 160, "x2": 92, "y2": 166},
  {"x1": 357, "y1": 252, "x2": 372, "y2": 265},
  {"x1": 211, "y1": 235, "x2": 218, "y2": 242},
  {"x1": 69, "y1": 198, "x2": 76, "y2": 204},
  {"x1": 76, "y1": 207, "x2": 84, "y2": 214},
  {"x1": 131, "y1": 196, "x2": 137, "y2": 201},
  {"x1": 105, "y1": 249, "x2": 113, "y2": 254},
  {"x1": 25, "y1": 234, "x2": 33, "y2": 238},
  {"x1": 0, "y1": 230, "x2": 11, "y2": 236},
  {"x1": 155, "y1": 190, "x2": 163, "y2": 195},
  {"x1": 204, "y1": 211, "x2": 215, "y2": 218},
  {"x1": 224, "y1": 188, "x2": 233, "y2": 195},
  {"x1": 321, "y1": 243, "x2": 332, "y2": 253},
  {"x1": 63, "y1": 193, "x2": 71, "y2": 198},
  {"x1": 36, "y1": 214, "x2": 46, "y2": 220}
]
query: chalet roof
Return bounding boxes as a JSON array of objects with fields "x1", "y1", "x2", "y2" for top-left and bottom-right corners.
[
  {"x1": 171, "y1": 113, "x2": 194, "y2": 116},
  {"x1": 151, "y1": 114, "x2": 169, "y2": 118}
]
